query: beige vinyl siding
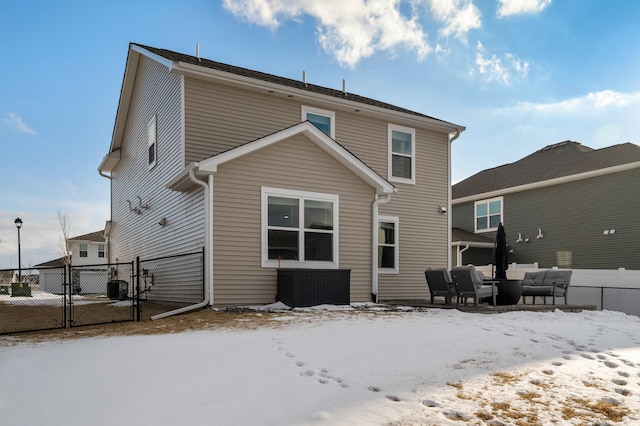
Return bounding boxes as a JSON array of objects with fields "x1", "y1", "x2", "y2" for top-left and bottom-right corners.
[
  {"x1": 378, "y1": 129, "x2": 451, "y2": 300},
  {"x1": 212, "y1": 134, "x2": 375, "y2": 306},
  {"x1": 182, "y1": 76, "x2": 452, "y2": 301},
  {"x1": 110, "y1": 56, "x2": 204, "y2": 303},
  {"x1": 184, "y1": 77, "x2": 299, "y2": 164}
]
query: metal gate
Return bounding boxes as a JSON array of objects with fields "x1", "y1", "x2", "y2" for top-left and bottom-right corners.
[{"x1": 68, "y1": 262, "x2": 136, "y2": 327}]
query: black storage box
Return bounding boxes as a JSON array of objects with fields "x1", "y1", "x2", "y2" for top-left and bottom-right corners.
[{"x1": 277, "y1": 269, "x2": 350, "y2": 308}]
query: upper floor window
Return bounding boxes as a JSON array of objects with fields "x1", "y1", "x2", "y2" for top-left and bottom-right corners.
[
  {"x1": 301, "y1": 105, "x2": 335, "y2": 139},
  {"x1": 147, "y1": 115, "x2": 157, "y2": 169},
  {"x1": 79, "y1": 243, "x2": 88, "y2": 258},
  {"x1": 388, "y1": 124, "x2": 415, "y2": 184},
  {"x1": 378, "y1": 216, "x2": 399, "y2": 274},
  {"x1": 475, "y1": 197, "x2": 503, "y2": 232},
  {"x1": 98, "y1": 244, "x2": 106, "y2": 258},
  {"x1": 262, "y1": 187, "x2": 338, "y2": 268}
]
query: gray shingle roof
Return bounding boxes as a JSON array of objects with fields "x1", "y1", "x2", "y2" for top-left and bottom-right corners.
[
  {"x1": 453, "y1": 141, "x2": 640, "y2": 199},
  {"x1": 133, "y1": 43, "x2": 461, "y2": 127},
  {"x1": 452, "y1": 227, "x2": 494, "y2": 244},
  {"x1": 69, "y1": 231, "x2": 105, "y2": 243}
]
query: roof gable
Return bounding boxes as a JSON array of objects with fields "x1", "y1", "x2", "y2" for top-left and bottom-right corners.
[
  {"x1": 167, "y1": 121, "x2": 395, "y2": 195},
  {"x1": 453, "y1": 141, "x2": 640, "y2": 200},
  {"x1": 69, "y1": 231, "x2": 105, "y2": 243}
]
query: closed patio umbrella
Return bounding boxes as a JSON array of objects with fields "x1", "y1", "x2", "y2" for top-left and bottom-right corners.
[{"x1": 493, "y1": 222, "x2": 508, "y2": 279}]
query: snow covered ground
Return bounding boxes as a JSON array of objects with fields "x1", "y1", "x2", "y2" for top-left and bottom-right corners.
[{"x1": 1, "y1": 305, "x2": 639, "y2": 425}]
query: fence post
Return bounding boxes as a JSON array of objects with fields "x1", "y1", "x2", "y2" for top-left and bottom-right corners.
[{"x1": 136, "y1": 257, "x2": 141, "y2": 322}]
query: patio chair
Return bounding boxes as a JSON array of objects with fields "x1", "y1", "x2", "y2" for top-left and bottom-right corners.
[
  {"x1": 425, "y1": 268, "x2": 457, "y2": 305},
  {"x1": 451, "y1": 265, "x2": 498, "y2": 306}
]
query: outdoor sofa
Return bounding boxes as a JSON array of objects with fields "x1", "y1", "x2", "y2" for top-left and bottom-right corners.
[{"x1": 521, "y1": 270, "x2": 572, "y2": 305}]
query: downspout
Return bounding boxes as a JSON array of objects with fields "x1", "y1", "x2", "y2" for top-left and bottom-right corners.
[
  {"x1": 447, "y1": 129, "x2": 461, "y2": 270},
  {"x1": 152, "y1": 167, "x2": 211, "y2": 320},
  {"x1": 458, "y1": 243, "x2": 470, "y2": 267},
  {"x1": 99, "y1": 170, "x2": 111, "y2": 179},
  {"x1": 371, "y1": 193, "x2": 392, "y2": 303}
]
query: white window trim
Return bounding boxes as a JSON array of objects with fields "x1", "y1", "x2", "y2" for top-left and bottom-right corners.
[
  {"x1": 79, "y1": 243, "x2": 88, "y2": 258},
  {"x1": 301, "y1": 105, "x2": 335, "y2": 139},
  {"x1": 147, "y1": 115, "x2": 157, "y2": 170},
  {"x1": 474, "y1": 196, "x2": 504, "y2": 233},
  {"x1": 388, "y1": 123, "x2": 416, "y2": 185},
  {"x1": 378, "y1": 215, "x2": 399, "y2": 274},
  {"x1": 261, "y1": 187, "x2": 339, "y2": 269},
  {"x1": 97, "y1": 244, "x2": 106, "y2": 258}
]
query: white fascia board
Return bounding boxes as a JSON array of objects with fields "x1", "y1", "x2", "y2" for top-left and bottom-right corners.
[
  {"x1": 451, "y1": 241, "x2": 494, "y2": 249},
  {"x1": 198, "y1": 122, "x2": 395, "y2": 195},
  {"x1": 173, "y1": 62, "x2": 465, "y2": 134},
  {"x1": 98, "y1": 149, "x2": 121, "y2": 173},
  {"x1": 453, "y1": 161, "x2": 640, "y2": 205},
  {"x1": 166, "y1": 162, "x2": 202, "y2": 192},
  {"x1": 109, "y1": 45, "x2": 176, "y2": 154}
]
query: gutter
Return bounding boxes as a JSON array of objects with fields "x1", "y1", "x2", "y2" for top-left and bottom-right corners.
[
  {"x1": 371, "y1": 193, "x2": 392, "y2": 302},
  {"x1": 152, "y1": 168, "x2": 212, "y2": 320}
]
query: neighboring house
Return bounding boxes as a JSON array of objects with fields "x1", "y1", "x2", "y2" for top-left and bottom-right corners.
[
  {"x1": 452, "y1": 141, "x2": 640, "y2": 269},
  {"x1": 67, "y1": 231, "x2": 108, "y2": 266},
  {"x1": 98, "y1": 43, "x2": 465, "y2": 306},
  {"x1": 34, "y1": 230, "x2": 107, "y2": 294}
]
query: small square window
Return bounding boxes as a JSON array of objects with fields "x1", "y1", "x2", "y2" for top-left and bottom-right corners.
[
  {"x1": 301, "y1": 106, "x2": 335, "y2": 139},
  {"x1": 475, "y1": 197, "x2": 503, "y2": 232}
]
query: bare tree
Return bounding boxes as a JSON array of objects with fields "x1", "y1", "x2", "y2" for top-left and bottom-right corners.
[{"x1": 57, "y1": 209, "x2": 72, "y2": 266}]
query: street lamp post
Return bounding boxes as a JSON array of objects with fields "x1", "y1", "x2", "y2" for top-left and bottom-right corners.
[{"x1": 15, "y1": 217, "x2": 22, "y2": 282}]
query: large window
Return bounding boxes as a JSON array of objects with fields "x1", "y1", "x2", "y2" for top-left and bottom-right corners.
[
  {"x1": 147, "y1": 115, "x2": 157, "y2": 169},
  {"x1": 79, "y1": 243, "x2": 88, "y2": 258},
  {"x1": 475, "y1": 197, "x2": 503, "y2": 232},
  {"x1": 302, "y1": 105, "x2": 335, "y2": 138},
  {"x1": 262, "y1": 187, "x2": 338, "y2": 268},
  {"x1": 388, "y1": 124, "x2": 415, "y2": 184},
  {"x1": 378, "y1": 216, "x2": 399, "y2": 273}
]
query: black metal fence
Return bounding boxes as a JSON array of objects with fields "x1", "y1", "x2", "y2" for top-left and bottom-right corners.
[
  {"x1": 0, "y1": 250, "x2": 204, "y2": 335},
  {"x1": 0, "y1": 266, "x2": 67, "y2": 334}
]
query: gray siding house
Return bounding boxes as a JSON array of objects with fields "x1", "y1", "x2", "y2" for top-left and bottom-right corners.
[
  {"x1": 98, "y1": 43, "x2": 465, "y2": 307},
  {"x1": 452, "y1": 141, "x2": 640, "y2": 269}
]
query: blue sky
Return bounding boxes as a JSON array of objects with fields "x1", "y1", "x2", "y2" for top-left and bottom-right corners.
[{"x1": 1, "y1": 0, "x2": 639, "y2": 268}]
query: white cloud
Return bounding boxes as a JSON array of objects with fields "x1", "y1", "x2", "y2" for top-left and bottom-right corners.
[
  {"x1": 2, "y1": 113, "x2": 36, "y2": 135},
  {"x1": 428, "y1": 0, "x2": 481, "y2": 41},
  {"x1": 508, "y1": 90, "x2": 640, "y2": 114},
  {"x1": 222, "y1": 0, "x2": 432, "y2": 68},
  {"x1": 473, "y1": 41, "x2": 528, "y2": 84},
  {"x1": 497, "y1": 0, "x2": 552, "y2": 17}
]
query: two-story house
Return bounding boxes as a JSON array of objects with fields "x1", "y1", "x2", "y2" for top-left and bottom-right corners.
[
  {"x1": 34, "y1": 230, "x2": 108, "y2": 294},
  {"x1": 452, "y1": 141, "x2": 640, "y2": 269},
  {"x1": 98, "y1": 43, "x2": 465, "y2": 307}
]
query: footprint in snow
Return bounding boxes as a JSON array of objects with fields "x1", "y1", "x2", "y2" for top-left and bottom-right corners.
[
  {"x1": 368, "y1": 386, "x2": 381, "y2": 393},
  {"x1": 615, "y1": 388, "x2": 631, "y2": 396},
  {"x1": 604, "y1": 361, "x2": 619, "y2": 368},
  {"x1": 612, "y1": 379, "x2": 627, "y2": 386},
  {"x1": 421, "y1": 399, "x2": 439, "y2": 408},
  {"x1": 562, "y1": 354, "x2": 573, "y2": 360},
  {"x1": 618, "y1": 371, "x2": 630, "y2": 378},
  {"x1": 385, "y1": 395, "x2": 401, "y2": 402},
  {"x1": 551, "y1": 361, "x2": 563, "y2": 367},
  {"x1": 580, "y1": 353, "x2": 595, "y2": 360},
  {"x1": 295, "y1": 361, "x2": 305, "y2": 367}
]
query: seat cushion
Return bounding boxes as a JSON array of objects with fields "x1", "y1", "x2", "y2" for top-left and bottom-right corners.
[
  {"x1": 522, "y1": 285, "x2": 566, "y2": 296},
  {"x1": 522, "y1": 271, "x2": 546, "y2": 286},
  {"x1": 543, "y1": 270, "x2": 572, "y2": 287}
]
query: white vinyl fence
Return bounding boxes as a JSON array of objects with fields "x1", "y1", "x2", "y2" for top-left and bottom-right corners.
[{"x1": 476, "y1": 264, "x2": 640, "y2": 318}]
